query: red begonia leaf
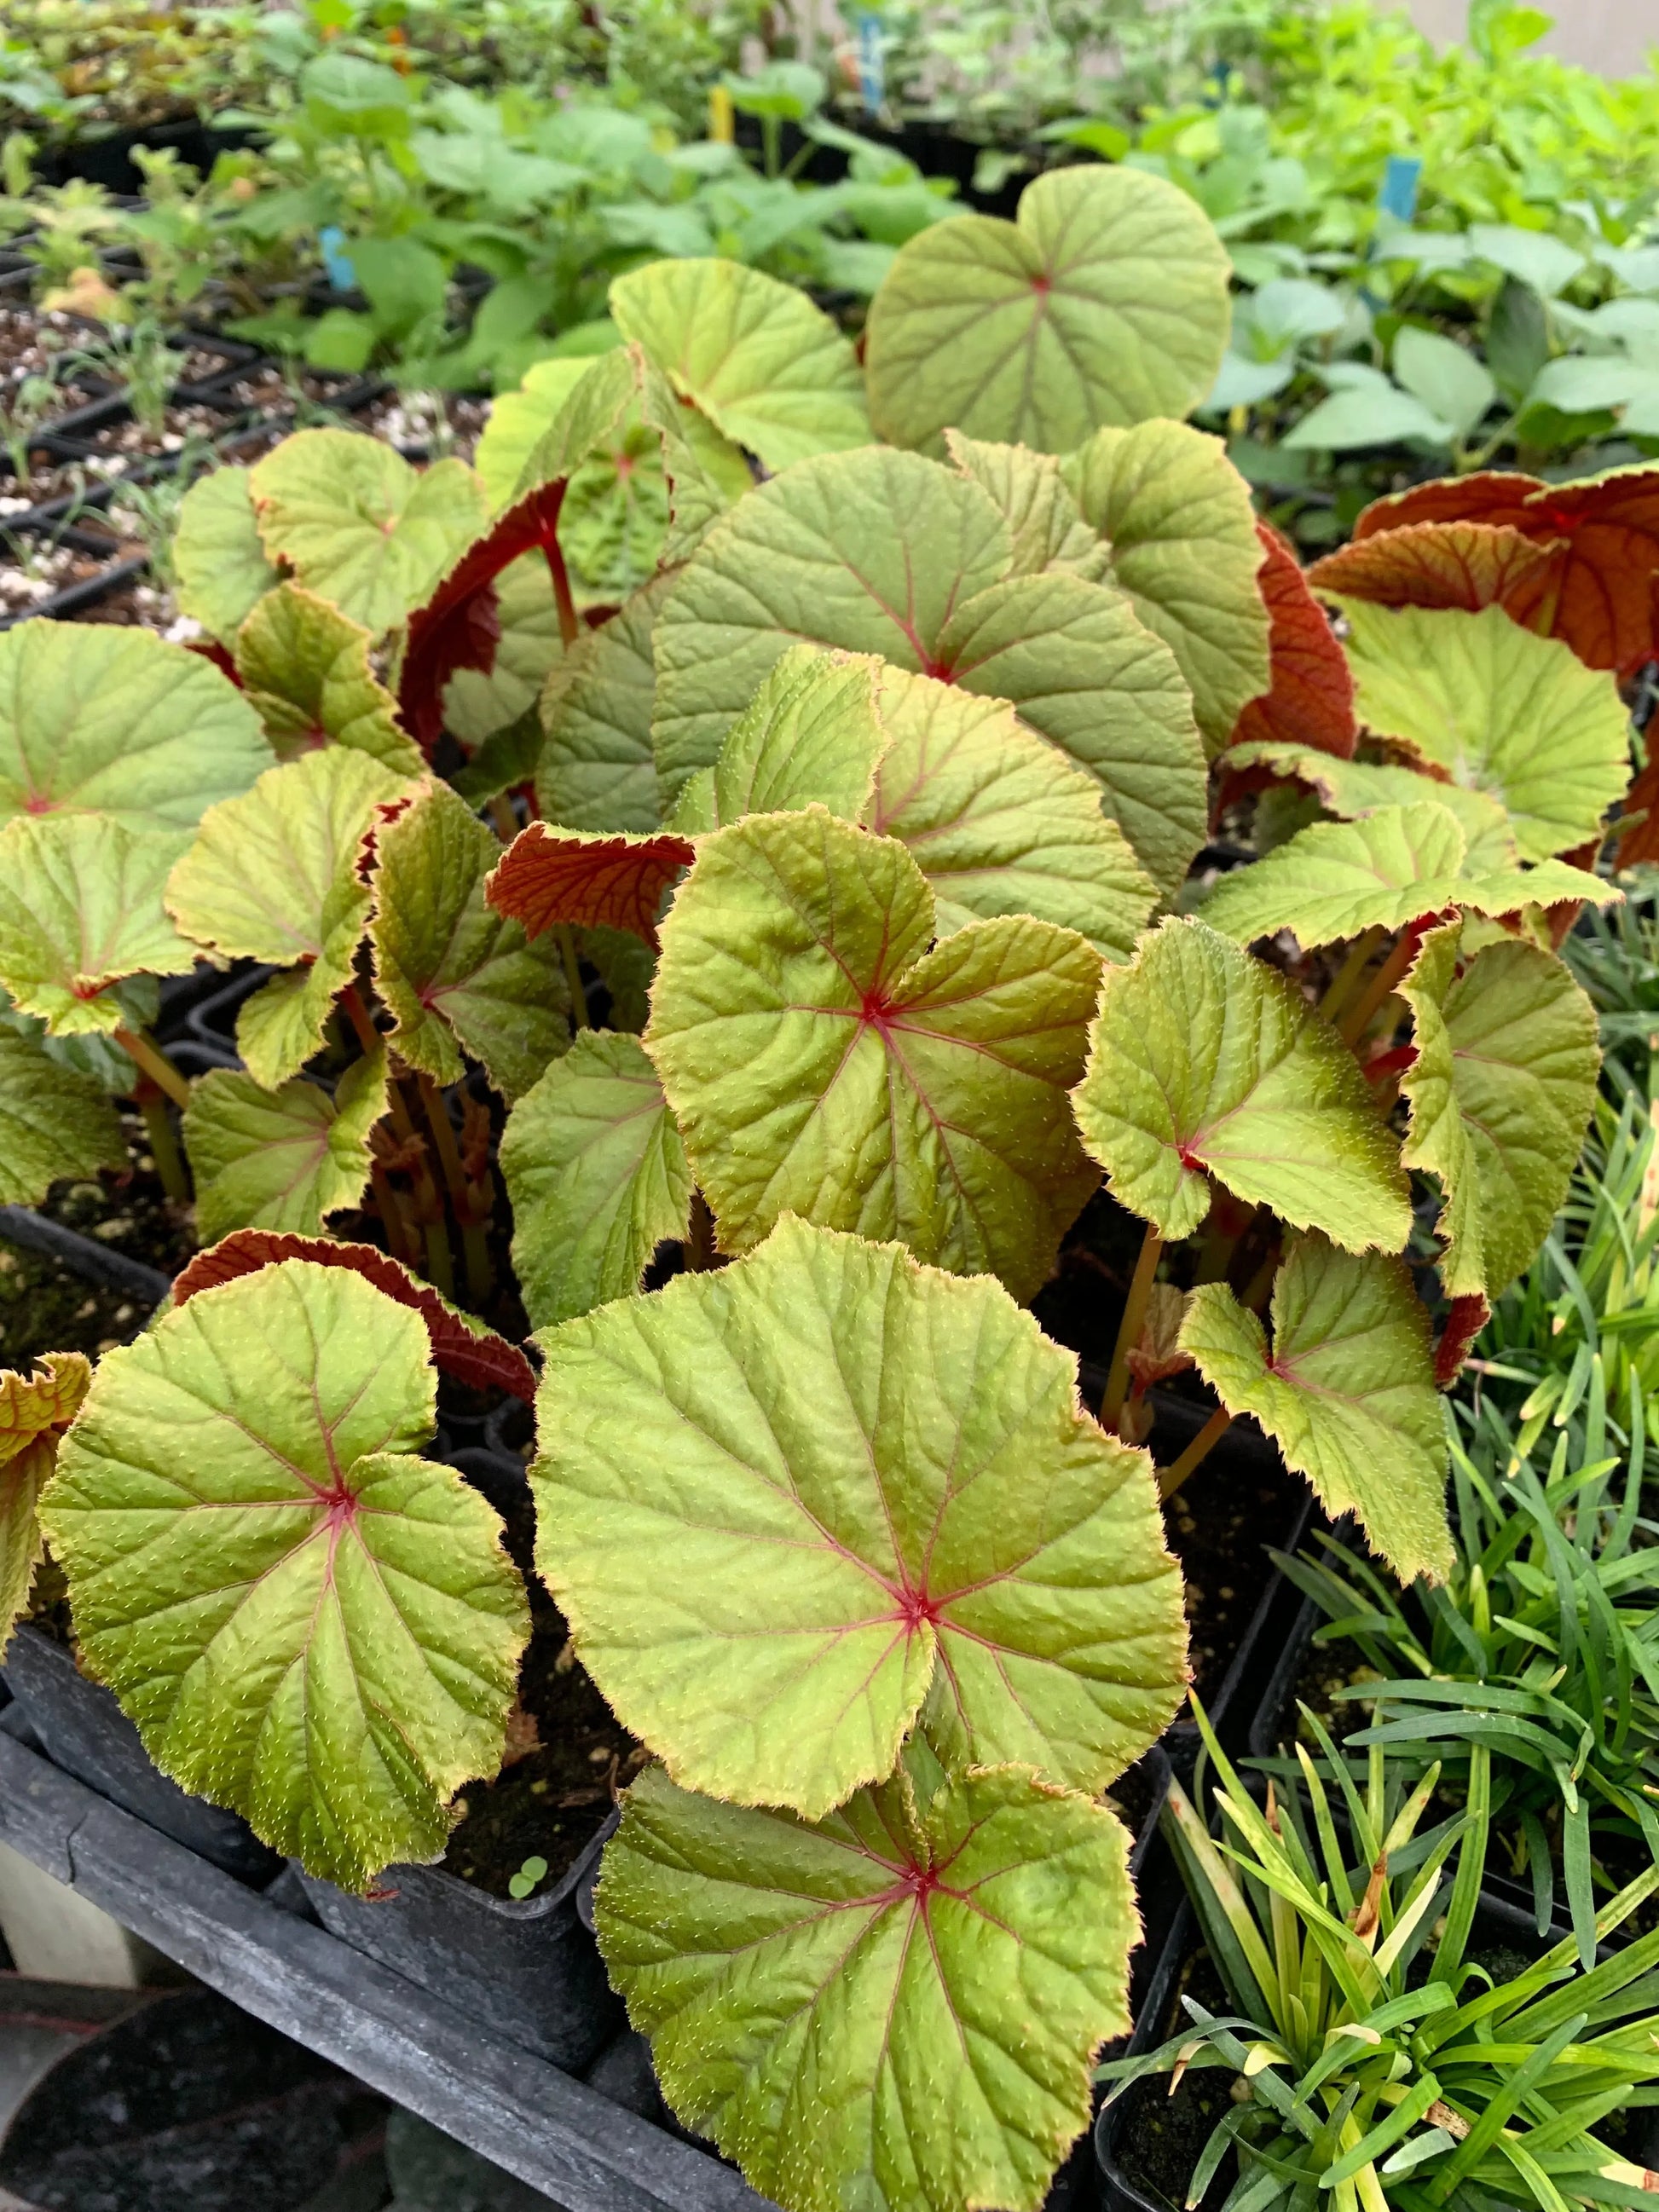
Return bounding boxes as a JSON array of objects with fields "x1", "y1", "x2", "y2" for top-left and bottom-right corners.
[
  {"x1": 1434, "y1": 1292, "x2": 1490, "y2": 1389},
  {"x1": 398, "y1": 484, "x2": 563, "y2": 757},
  {"x1": 486, "y1": 822, "x2": 696, "y2": 949},
  {"x1": 1307, "y1": 521, "x2": 1558, "y2": 621},
  {"x1": 1229, "y1": 523, "x2": 1356, "y2": 759}
]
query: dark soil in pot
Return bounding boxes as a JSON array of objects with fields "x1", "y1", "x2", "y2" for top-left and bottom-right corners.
[
  {"x1": 0, "y1": 1130, "x2": 186, "y2": 1366},
  {"x1": 1163, "y1": 1452, "x2": 1304, "y2": 1712},
  {"x1": 0, "y1": 529, "x2": 142, "y2": 621}
]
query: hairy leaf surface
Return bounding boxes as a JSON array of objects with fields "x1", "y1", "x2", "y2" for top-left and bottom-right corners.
[
  {"x1": 1226, "y1": 741, "x2": 1521, "y2": 874},
  {"x1": 488, "y1": 823, "x2": 696, "y2": 950},
  {"x1": 1229, "y1": 523, "x2": 1356, "y2": 758},
  {"x1": 184, "y1": 1051, "x2": 388, "y2": 1242},
  {"x1": 1306, "y1": 520, "x2": 1557, "y2": 617},
  {"x1": 0, "y1": 1026, "x2": 126, "y2": 1204},
  {"x1": 944, "y1": 431, "x2": 1107, "y2": 579},
  {"x1": 235, "y1": 585, "x2": 424, "y2": 774},
  {"x1": 0, "y1": 817, "x2": 198, "y2": 1036},
  {"x1": 537, "y1": 571, "x2": 672, "y2": 834}
]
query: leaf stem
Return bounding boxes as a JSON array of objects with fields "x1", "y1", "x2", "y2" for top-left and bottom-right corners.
[
  {"x1": 1158, "y1": 1407, "x2": 1234, "y2": 1502},
  {"x1": 558, "y1": 926, "x2": 589, "y2": 1029},
  {"x1": 543, "y1": 532, "x2": 581, "y2": 650},
  {"x1": 137, "y1": 1088, "x2": 190, "y2": 1204},
  {"x1": 1338, "y1": 927, "x2": 1421, "y2": 1048},
  {"x1": 1102, "y1": 1224, "x2": 1164, "y2": 1435},
  {"x1": 424, "y1": 1216, "x2": 456, "y2": 1302},
  {"x1": 370, "y1": 1163, "x2": 419, "y2": 1268},
  {"x1": 113, "y1": 1027, "x2": 190, "y2": 1110},
  {"x1": 339, "y1": 982, "x2": 383, "y2": 1060},
  {"x1": 1318, "y1": 927, "x2": 1384, "y2": 1026},
  {"x1": 488, "y1": 794, "x2": 517, "y2": 845},
  {"x1": 417, "y1": 1071, "x2": 493, "y2": 1306}
]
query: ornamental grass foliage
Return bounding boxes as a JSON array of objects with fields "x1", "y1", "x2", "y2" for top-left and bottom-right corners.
[{"x1": 0, "y1": 165, "x2": 1651, "y2": 2212}]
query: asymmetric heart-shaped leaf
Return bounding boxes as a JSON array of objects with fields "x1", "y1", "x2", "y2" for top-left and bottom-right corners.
[
  {"x1": 597, "y1": 1759, "x2": 1138, "y2": 2212},
  {"x1": 1341, "y1": 602, "x2": 1630, "y2": 860},
  {"x1": 610, "y1": 257, "x2": 870, "y2": 471},
  {"x1": 645, "y1": 811, "x2": 1102, "y2": 1299},
  {"x1": 502, "y1": 1030, "x2": 692, "y2": 1330},
  {"x1": 168, "y1": 749, "x2": 414, "y2": 1089},
  {"x1": 0, "y1": 1026, "x2": 125, "y2": 1203},
  {"x1": 1199, "y1": 803, "x2": 1610, "y2": 950},
  {"x1": 250, "y1": 430, "x2": 491, "y2": 636},
  {"x1": 1401, "y1": 921, "x2": 1601, "y2": 1300},
  {"x1": 945, "y1": 431, "x2": 1107, "y2": 580},
  {"x1": 173, "y1": 465, "x2": 280, "y2": 641},
  {"x1": 1306, "y1": 520, "x2": 1557, "y2": 618},
  {"x1": 865, "y1": 165, "x2": 1230, "y2": 456},
  {"x1": 235, "y1": 585, "x2": 424, "y2": 775},
  {"x1": 0, "y1": 1353, "x2": 90, "y2": 1654},
  {"x1": 370, "y1": 783, "x2": 569, "y2": 1100},
  {"x1": 1224, "y1": 742, "x2": 1522, "y2": 875},
  {"x1": 488, "y1": 823, "x2": 696, "y2": 951},
  {"x1": 1072, "y1": 917, "x2": 1410, "y2": 1250},
  {"x1": 1228, "y1": 523, "x2": 1356, "y2": 758},
  {"x1": 183, "y1": 1051, "x2": 388, "y2": 1243},
  {"x1": 537, "y1": 571, "x2": 672, "y2": 834},
  {"x1": 39, "y1": 1261, "x2": 530, "y2": 1891},
  {"x1": 0, "y1": 621, "x2": 272, "y2": 836},
  {"x1": 533, "y1": 1216, "x2": 1185, "y2": 1812},
  {"x1": 1180, "y1": 1235, "x2": 1451, "y2": 1582},
  {"x1": 1064, "y1": 421, "x2": 1271, "y2": 756},
  {"x1": 0, "y1": 816, "x2": 199, "y2": 1036}
]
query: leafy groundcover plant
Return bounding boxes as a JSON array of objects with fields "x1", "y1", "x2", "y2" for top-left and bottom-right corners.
[{"x1": 0, "y1": 160, "x2": 1649, "y2": 2212}]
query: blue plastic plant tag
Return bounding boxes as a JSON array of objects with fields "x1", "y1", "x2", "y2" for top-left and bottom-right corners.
[
  {"x1": 319, "y1": 223, "x2": 357, "y2": 292},
  {"x1": 1379, "y1": 155, "x2": 1423, "y2": 224},
  {"x1": 855, "y1": 12, "x2": 884, "y2": 112}
]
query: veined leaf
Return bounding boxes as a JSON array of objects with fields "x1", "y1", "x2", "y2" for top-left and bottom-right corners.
[
  {"x1": 1341, "y1": 602, "x2": 1630, "y2": 861},
  {"x1": 865, "y1": 165, "x2": 1229, "y2": 456},
  {"x1": 1072, "y1": 916, "x2": 1410, "y2": 1250},
  {"x1": 39, "y1": 1260, "x2": 529, "y2": 1891},
  {"x1": 502, "y1": 1030, "x2": 691, "y2": 1329},
  {"x1": 173, "y1": 465, "x2": 280, "y2": 641},
  {"x1": 235, "y1": 584, "x2": 424, "y2": 775},
  {"x1": 597, "y1": 1760, "x2": 1138, "y2": 2212},
  {"x1": 1401, "y1": 921, "x2": 1601, "y2": 1300},
  {"x1": 1229, "y1": 523, "x2": 1356, "y2": 759},
  {"x1": 0, "y1": 1026, "x2": 125, "y2": 1203},
  {"x1": 487, "y1": 823, "x2": 696, "y2": 950},
  {"x1": 1064, "y1": 420, "x2": 1271, "y2": 757},
  {"x1": 1198, "y1": 803, "x2": 1611, "y2": 949},
  {"x1": 533, "y1": 1215, "x2": 1185, "y2": 1811},
  {"x1": 708, "y1": 644, "x2": 887, "y2": 828},
  {"x1": 184, "y1": 1050, "x2": 388, "y2": 1243},
  {"x1": 538, "y1": 570, "x2": 672, "y2": 834},
  {"x1": 0, "y1": 621, "x2": 271, "y2": 836},
  {"x1": 249, "y1": 430, "x2": 490, "y2": 636},
  {"x1": 645, "y1": 810, "x2": 1101, "y2": 1299},
  {"x1": 0, "y1": 816, "x2": 198, "y2": 1037},
  {"x1": 1181, "y1": 1236, "x2": 1451, "y2": 1583},
  {"x1": 441, "y1": 552, "x2": 564, "y2": 756},
  {"x1": 0, "y1": 1352, "x2": 90, "y2": 1655},
  {"x1": 473, "y1": 358, "x2": 592, "y2": 512},
  {"x1": 1225, "y1": 741, "x2": 1520, "y2": 874},
  {"x1": 944, "y1": 431, "x2": 1107, "y2": 580},
  {"x1": 610, "y1": 257, "x2": 870, "y2": 471},
  {"x1": 370, "y1": 783, "x2": 569, "y2": 1100},
  {"x1": 1306, "y1": 520, "x2": 1557, "y2": 618}
]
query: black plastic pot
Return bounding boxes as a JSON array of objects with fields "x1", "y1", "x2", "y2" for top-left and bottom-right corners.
[
  {"x1": 0, "y1": 1204, "x2": 171, "y2": 1308},
  {"x1": 2, "y1": 1626, "x2": 280, "y2": 1884},
  {"x1": 33, "y1": 118, "x2": 263, "y2": 195}
]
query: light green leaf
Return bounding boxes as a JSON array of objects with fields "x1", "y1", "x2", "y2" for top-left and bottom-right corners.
[
  {"x1": 645, "y1": 811, "x2": 1102, "y2": 1300},
  {"x1": 533, "y1": 1215, "x2": 1185, "y2": 1812},
  {"x1": 167, "y1": 749, "x2": 414, "y2": 1090},
  {"x1": 944, "y1": 431, "x2": 1108, "y2": 580},
  {"x1": 183, "y1": 1050, "x2": 389, "y2": 1244},
  {"x1": 249, "y1": 430, "x2": 491, "y2": 635},
  {"x1": 865, "y1": 165, "x2": 1230, "y2": 456},
  {"x1": 369, "y1": 782, "x2": 569, "y2": 1100},
  {"x1": 0, "y1": 1025, "x2": 126, "y2": 1202},
  {"x1": 1401, "y1": 921, "x2": 1601, "y2": 1300},
  {"x1": 501, "y1": 1029, "x2": 691, "y2": 1329},
  {"x1": 610, "y1": 257, "x2": 869, "y2": 472},
  {"x1": 1226, "y1": 741, "x2": 1521, "y2": 875},
  {"x1": 173, "y1": 465, "x2": 280, "y2": 642},
  {"x1": 1181, "y1": 1235, "x2": 1451, "y2": 1583},
  {"x1": 1199, "y1": 803, "x2": 1612, "y2": 949},
  {"x1": 39, "y1": 1260, "x2": 529, "y2": 1891},
  {"x1": 0, "y1": 621, "x2": 272, "y2": 837},
  {"x1": 580, "y1": 924, "x2": 655, "y2": 1033},
  {"x1": 442, "y1": 552, "x2": 565, "y2": 753},
  {"x1": 0, "y1": 1353, "x2": 90, "y2": 1655},
  {"x1": 1064, "y1": 420, "x2": 1271, "y2": 757},
  {"x1": 597, "y1": 1760, "x2": 1138, "y2": 2212},
  {"x1": 1391, "y1": 327, "x2": 1496, "y2": 445},
  {"x1": 538, "y1": 570, "x2": 672, "y2": 834},
  {"x1": 1281, "y1": 385, "x2": 1453, "y2": 453},
  {"x1": 0, "y1": 816, "x2": 199, "y2": 1037},
  {"x1": 709, "y1": 644, "x2": 887, "y2": 827},
  {"x1": 474, "y1": 359, "x2": 592, "y2": 513},
  {"x1": 1342, "y1": 602, "x2": 1631, "y2": 860},
  {"x1": 1072, "y1": 916, "x2": 1411, "y2": 1250},
  {"x1": 235, "y1": 584, "x2": 424, "y2": 775}
]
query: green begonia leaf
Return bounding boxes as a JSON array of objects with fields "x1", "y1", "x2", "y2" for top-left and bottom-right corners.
[
  {"x1": 442, "y1": 553, "x2": 564, "y2": 753},
  {"x1": 370, "y1": 783, "x2": 569, "y2": 1100},
  {"x1": 474, "y1": 360, "x2": 592, "y2": 512},
  {"x1": 0, "y1": 621, "x2": 272, "y2": 836},
  {"x1": 580, "y1": 924, "x2": 655, "y2": 1032},
  {"x1": 183, "y1": 1050, "x2": 389, "y2": 1244},
  {"x1": 1181, "y1": 1235, "x2": 1451, "y2": 1583},
  {"x1": 538, "y1": 571, "x2": 671, "y2": 834},
  {"x1": 235, "y1": 584, "x2": 424, "y2": 775},
  {"x1": 1199, "y1": 803, "x2": 1611, "y2": 949},
  {"x1": 250, "y1": 431, "x2": 491, "y2": 635},
  {"x1": 39, "y1": 1260, "x2": 529, "y2": 1891},
  {"x1": 1341, "y1": 602, "x2": 1631, "y2": 860},
  {"x1": 1226, "y1": 740, "x2": 1521, "y2": 875},
  {"x1": 167, "y1": 749, "x2": 414, "y2": 1090},
  {"x1": 501, "y1": 1029, "x2": 691, "y2": 1329},
  {"x1": 0, "y1": 1026, "x2": 126, "y2": 1202},
  {"x1": 645, "y1": 810, "x2": 1102, "y2": 1299},
  {"x1": 610, "y1": 257, "x2": 870, "y2": 471},
  {"x1": 1072, "y1": 917, "x2": 1410, "y2": 1250},
  {"x1": 533, "y1": 1215, "x2": 1185, "y2": 1811},
  {"x1": 864, "y1": 165, "x2": 1230, "y2": 457},
  {"x1": 708, "y1": 644, "x2": 887, "y2": 827},
  {"x1": 173, "y1": 465, "x2": 280, "y2": 641},
  {"x1": 945, "y1": 431, "x2": 1108, "y2": 580},
  {"x1": 0, "y1": 817, "x2": 198, "y2": 1037},
  {"x1": 0, "y1": 1353, "x2": 90, "y2": 1655},
  {"x1": 597, "y1": 1759, "x2": 1138, "y2": 2212},
  {"x1": 1065, "y1": 421, "x2": 1272, "y2": 757},
  {"x1": 1401, "y1": 921, "x2": 1601, "y2": 1300}
]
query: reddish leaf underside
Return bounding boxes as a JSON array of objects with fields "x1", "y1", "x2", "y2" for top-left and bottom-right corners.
[
  {"x1": 1434, "y1": 1292, "x2": 1490, "y2": 1389},
  {"x1": 1229, "y1": 523, "x2": 1356, "y2": 759},
  {"x1": 1306, "y1": 521, "x2": 1558, "y2": 621},
  {"x1": 173, "y1": 1229, "x2": 537, "y2": 1401},
  {"x1": 487, "y1": 823, "x2": 697, "y2": 949},
  {"x1": 1619, "y1": 586, "x2": 1659, "y2": 868}
]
